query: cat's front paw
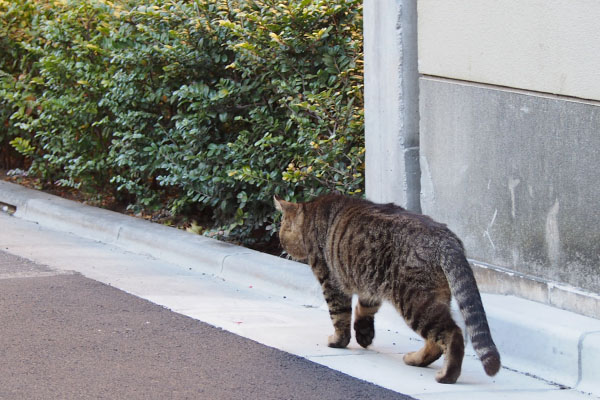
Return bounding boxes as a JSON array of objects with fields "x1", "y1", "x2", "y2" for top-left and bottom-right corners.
[
  {"x1": 327, "y1": 332, "x2": 350, "y2": 348},
  {"x1": 354, "y1": 316, "x2": 375, "y2": 348}
]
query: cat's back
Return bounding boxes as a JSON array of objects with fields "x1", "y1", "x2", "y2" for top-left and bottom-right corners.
[
  {"x1": 321, "y1": 194, "x2": 460, "y2": 261},
  {"x1": 325, "y1": 194, "x2": 447, "y2": 235},
  {"x1": 319, "y1": 194, "x2": 457, "y2": 294}
]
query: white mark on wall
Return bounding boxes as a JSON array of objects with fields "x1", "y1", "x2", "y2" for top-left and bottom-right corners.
[
  {"x1": 545, "y1": 199, "x2": 561, "y2": 266},
  {"x1": 559, "y1": 73, "x2": 568, "y2": 92},
  {"x1": 511, "y1": 248, "x2": 520, "y2": 267},
  {"x1": 520, "y1": 106, "x2": 531, "y2": 114},
  {"x1": 484, "y1": 231, "x2": 496, "y2": 250},
  {"x1": 489, "y1": 208, "x2": 498, "y2": 228},
  {"x1": 487, "y1": 179, "x2": 491, "y2": 190},
  {"x1": 508, "y1": 178, "x2": 521, "y2": 219},
  {"x1": 483, "y1": 209, "x2": 498, "y2": 250},
  {"x1": 419, "y1": 156, "x2": 435, "y2": 213}
]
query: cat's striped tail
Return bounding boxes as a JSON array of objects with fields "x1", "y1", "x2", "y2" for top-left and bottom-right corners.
[{"x1": 439, "y1": 241, "x2": 501, "y2": 376}]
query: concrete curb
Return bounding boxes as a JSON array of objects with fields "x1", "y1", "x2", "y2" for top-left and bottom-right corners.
[
  {"x1": 483, "y1": 294, "x2": 600, "y2": 390},
  {"x1": 0, "y1": 180, "x2": 322, "y2": 306},
  {"x1": 0, "y1": 180, "x2": 598, "y2": 396},
  {"x1": 580, "y1": 332, "x2": 600, "y2": 395}
]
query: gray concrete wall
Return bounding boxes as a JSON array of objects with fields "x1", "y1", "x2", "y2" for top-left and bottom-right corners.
[{"x1": 419, "y1": 77, "x2": 600, "y2": 295}]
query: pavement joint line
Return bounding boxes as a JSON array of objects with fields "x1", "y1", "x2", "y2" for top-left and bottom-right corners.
[
  {"x1": 418, "y1": 388, "x2": 574, "y2": 397},
  {"x1": 576, "y1": 330, "x2": 600, "y2": 386},
  {"x1": 308, "y1": 351, "x2": 404, "y2": 359},
  {"x1": 220, "y1": 254, "x2": 230, "y2": 274},
  {"x1": 501, "y1": 365, "x2": 568, "y2": 390},
  {"x1": 220, "y1": 251, "x2": 255, "y2": 274}
]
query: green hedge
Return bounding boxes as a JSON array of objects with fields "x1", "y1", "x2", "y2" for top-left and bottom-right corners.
[{"x1": 0, "y1": 0, "x2": 364, "y2": 245}]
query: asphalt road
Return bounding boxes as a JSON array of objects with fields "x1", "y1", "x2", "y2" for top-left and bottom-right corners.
[{"x1": 0, "y1": 250, "x2": 413, "y2": 400}]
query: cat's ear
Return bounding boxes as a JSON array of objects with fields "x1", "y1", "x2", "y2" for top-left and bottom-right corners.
[
  {"x1": 274, "y1": 195, "x2": 285, "y2": 212},
  {"x1": 274, "y1": 195, "x2": 296, "y2": 214}
]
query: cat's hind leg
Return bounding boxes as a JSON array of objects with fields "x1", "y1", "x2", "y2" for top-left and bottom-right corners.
[
  {"x1": 403, "y1": 339, "x2": 443, "y2": 367},
  {"x1": 353, "y1": 298, "x2": 382, "y2": 348},
  {"x1": 433, "y1": 324, "x2": 464, "y2": 384},
  {"x1": 398, "y1": 293, "x2": 464, "y2": 384}
]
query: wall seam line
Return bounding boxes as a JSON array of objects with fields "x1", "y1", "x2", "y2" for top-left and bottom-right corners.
[{"x1": 420, "y1": 74, "x2": 600, "y2": 106}]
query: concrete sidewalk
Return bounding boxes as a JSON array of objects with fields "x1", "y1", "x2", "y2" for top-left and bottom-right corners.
[{"x1": 1, "y1": 180, "x2": 599, "y2": 399}]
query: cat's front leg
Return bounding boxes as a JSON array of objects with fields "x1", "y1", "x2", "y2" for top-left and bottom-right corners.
[
  {"x1": 310, "y1": 258, "x2": 352, "y2": 348},
  {"x1": 325, "y1": 289, "x2": 352, "y2": 348}
]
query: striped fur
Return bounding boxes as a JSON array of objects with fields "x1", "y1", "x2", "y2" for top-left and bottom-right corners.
[{"x1": 275, "y1": 193, "x2": 501, "y2": 384}]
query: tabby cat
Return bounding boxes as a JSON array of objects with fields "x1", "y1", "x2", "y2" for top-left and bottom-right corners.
[{"x1": 274, "y1": 193, "x2": 500, "y2": 384}]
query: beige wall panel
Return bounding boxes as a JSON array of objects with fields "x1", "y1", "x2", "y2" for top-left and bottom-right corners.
[{"x1": 418, "y1": 0, "x2": 600, "y2": 101}]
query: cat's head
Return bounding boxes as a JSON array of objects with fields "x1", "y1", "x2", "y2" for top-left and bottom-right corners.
[{"x1": 274, "y1": 196, "x2": 308, "y2": 261}]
